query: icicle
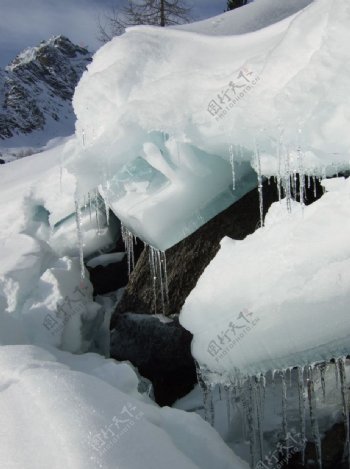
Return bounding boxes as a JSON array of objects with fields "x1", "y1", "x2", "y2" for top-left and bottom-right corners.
[
  {"x1": 156, "y1": 250, "x2": 165, "y2": 314},
  {"x1": 260, "y1": 373, "x2": 266, "y2": 408},
  {"x1": 121, "y1": 224, "x2": 135, "y2": 276},
  {"x1": 229, "y1": 144, "x2": 236, "y2": 191},
  {"x1": 297, "y1": 366, "x2": 306, "y2": 466},
  {"x1": 288, "y1": 367, "x2": 293, "y2": 388},
  {"x1": 297, "y1": 140, "x2": 305, "y2": 207},
  {"x1": 255, "y1": 140, "x2": 264, "y2": 228},
  {"x1": 319, "y1": 363, "x2": 327, "y2": 402},
  {"x1": 218, "y1": 384, "x2": 222, "y2": 401},
  {"x1": 148, "y1": 246, "x2": 157, "y2": 314},
  {"x1": 335, "y1": 359, "x2": 340, "y2": 390},
  {"x1": 255, "y1": 376, "x2": 264, "y2": 463},
  {"x1": 74, "y1": 198, "x2": 85, "y2": 280},
  {"x1": 237, "y1": 380, "x2": 249, "y2": 441},
  {"x1": 162, "y1": 251, "x2": 169, "y2": 304},
  {"x1": 338, "y1": 358, "x2": 350, "y2": 467},
  {"x1": 283, "y1": 151, "x2": 292, "y2": 212},
  {"x1": 94, "y1": 191, "x2": 102, "y2": 235},
  {"x1": 307, "y1": 366, "x2": 322, "y2": 468},
  {"x1": 88, "y1": 192, "x2": 92, "y2": 223},
  {"x1": 281, "y1": 370, "x2": 289, "y2": 462},
  {"x1": 99, "y1": 181, "x2": 111, "y2": 227},
  {"x1": 292, "y1": 170, "x2": 297, "y2": 200},
  {"x1": 82, "y1": 128, "x2": 86, "y2": 146},
  {"x1": 208, "y1": 384, "x2": 215, "y2": 427},
  {"x1": 313, "y1": 176, "x2": 317, "y2": 198},
  {"x1": 103, "y1": 191, "x2": 110, "y2": 226},
  {"x1": 246, "y1": 377, "x2": 257, "y2": 469},
  {"x1": 224, "y1": 384, "x2": 231, "y2": 428},
  {"x1": 272, "y1": 369, "x2": 277, "y2": 385}
]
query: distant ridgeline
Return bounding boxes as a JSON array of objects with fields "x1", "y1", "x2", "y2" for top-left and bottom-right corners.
[{"x1": 0, "y1": 36, "x2": 91, "y2": 140}]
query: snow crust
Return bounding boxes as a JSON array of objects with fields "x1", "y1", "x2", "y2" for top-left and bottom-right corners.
[
  {"x1": 63, "y1": 0, "x2": 350, "y2": 250},
  {"x1": 180, "y1": 177, "x2": 350, "y2": 377}
]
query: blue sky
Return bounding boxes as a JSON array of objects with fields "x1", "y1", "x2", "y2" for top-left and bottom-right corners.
[{"x1": 0, "y1": 0, "x2": 228, "y2": 66}]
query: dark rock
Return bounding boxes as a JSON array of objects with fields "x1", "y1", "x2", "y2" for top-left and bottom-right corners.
[
  {"x1": 88, "y1": 257, "x2": 129, "y2": 296},
  {"x1": 282, "y1": 421, "x2": 348, "y2": 468},
  {"x1": 110, "y1": 313, "x2": 196, "y2": 406},
  {"x1": 0, "y1": 158, "x2": 4, "y2": 164},
  {"x1": 112, "y1": 176, "x2": 324, "y2": 324},
  {"x1": 87, "y1": 236, "x2": 145, "y2": 296}
]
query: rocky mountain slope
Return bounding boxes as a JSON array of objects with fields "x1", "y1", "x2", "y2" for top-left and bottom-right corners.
[{"x1": 0, "y1": 36, "x2": 91, "y2": 142}]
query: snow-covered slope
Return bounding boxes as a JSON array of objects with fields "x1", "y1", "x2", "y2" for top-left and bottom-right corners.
[{"x1": 0, "y1": 36, "x2": 91, "y2": 147}]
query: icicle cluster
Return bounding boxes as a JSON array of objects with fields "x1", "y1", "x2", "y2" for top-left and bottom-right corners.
[
  {"x1": 73, "y1": 189, "x2": 111, "y2": 280},
  {"x1": 195, "y1": 358, "x2": 350, "y2": 469},
  {"x1": 148, "y1": 246, "x2": 169, "y2": 314}
]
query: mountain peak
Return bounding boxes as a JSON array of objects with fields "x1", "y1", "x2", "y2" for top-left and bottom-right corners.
[
  {"x1": 0, "y1": 36, "x2": 92, "y2": 142},
  {"x1": 7, "y1": 35, "x2": 90, "y2": 72}
]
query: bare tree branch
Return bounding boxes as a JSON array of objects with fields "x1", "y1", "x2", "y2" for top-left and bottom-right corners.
[{"x1": 97, "y1": 0, "x2": 194, "y2": 43}]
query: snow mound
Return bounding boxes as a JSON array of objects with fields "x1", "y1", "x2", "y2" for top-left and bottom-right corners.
[
  {"x1": 180, "y1": 177, "x2": 350, "y2": 377},
  {"x1": 0, "y1": 344, "x2": 247, "y2": 469}
]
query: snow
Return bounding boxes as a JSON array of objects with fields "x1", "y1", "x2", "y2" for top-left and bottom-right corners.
[
  {"x1": 1, "y1": 0, "x2": 350, "y2": 466},
  {"x1": 63, "y1": 0, "x2": 350, "y2": 251},
  {"x1": 180, "y1": 177, "x2": 350, "y2": 377},
  {"x1": 0, "y1": 141, "x2": 117, "y2": 353},
  {"x1": 0, "y1": 345, "x2": 247, "y2": 469},
  {"x1": 175, "y1": 0, "x2": 313, "y2": 36},
  {"x1": 87, "y1": 252, "x2": 125, "y2": 268},
  {"x1": 0, "y1": 145, "x2": 247, "y2": 468}
]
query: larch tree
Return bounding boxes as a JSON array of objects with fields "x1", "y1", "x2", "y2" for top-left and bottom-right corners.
[{"x1": 98, "y1": 0, "x2": 194, "y2": 43}]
